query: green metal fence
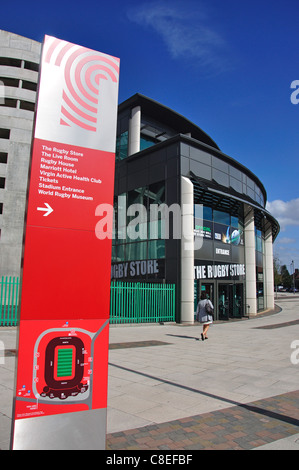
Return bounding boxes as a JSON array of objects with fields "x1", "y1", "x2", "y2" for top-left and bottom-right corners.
[
  {"x1": 110, "y1": 281, "x2": 176, "y2": 324},
  {"x1": 0, "y1": 276, "x2": 19, "y2": 326},
  {"x1": 0, "y1": 277, "x2": 175, "y2": 326}
]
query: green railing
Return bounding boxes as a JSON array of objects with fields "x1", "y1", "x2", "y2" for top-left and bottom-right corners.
[
  {"x1": 110, "y1": 281, "x2": 176, "y2": 324},
  {"x1": 0, "y1": 276, "x2": 19, "y2": 326},
  {"x1": 0, "y1": 277, "x2": 176, "y2": 326}
]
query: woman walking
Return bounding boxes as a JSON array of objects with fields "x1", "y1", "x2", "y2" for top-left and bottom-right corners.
[{"x1": 196, "y1": 292, "x2": 214, "y2": 341}]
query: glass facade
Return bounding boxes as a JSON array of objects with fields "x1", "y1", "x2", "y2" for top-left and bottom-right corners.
[
  {"x1": 116, "y1": 131, "x2": 128, "y2": 161},
  {"x1": 194, "y1": 203, "x2": 245, "y2": 319},
  {"x1": 112, "y1": 181, "x2": 166, "y2": 265},
  {"x1": 194, "y1": 204, "x2": 244, "y2": 261},
  {"x1": 116, "y1": 131, "x2": 158, "y2": 160},
  {"x1": 182, "y1": 147, "x2": 266, "y2": 207},
  {"x1": 140, "y1": 135, "x2": 157, "y2": 151}
]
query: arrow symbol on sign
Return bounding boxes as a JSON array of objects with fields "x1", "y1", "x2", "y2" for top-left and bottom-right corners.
[{"x1": 37, "y1": 202, "x2": 53, "y2": 217}]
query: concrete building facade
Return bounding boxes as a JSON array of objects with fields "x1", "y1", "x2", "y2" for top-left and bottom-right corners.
[{"x1": 0, "y1": 30, "x2": 41, "y2": 277}]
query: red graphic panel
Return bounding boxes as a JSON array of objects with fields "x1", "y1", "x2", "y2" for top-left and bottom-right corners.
[
  {"x1": 14, "y1": 319, "x2": 109, "y2": 419},
  {"x1": 20, "y1": 225, "x2": 112, "y2": 320},
  {"x1": 26, "y1": 138, "x2": 115, "y2": 232}
]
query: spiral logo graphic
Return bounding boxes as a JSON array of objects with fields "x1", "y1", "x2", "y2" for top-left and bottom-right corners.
[{"x1": 44, "y1": 37, "x2": 120, "y2": 132}]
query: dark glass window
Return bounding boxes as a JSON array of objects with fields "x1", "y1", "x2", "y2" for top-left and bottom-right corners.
[
  {"x1": 140, "y1": 134, "x2": 157, "y2": 151},
  {"x1": 0, "y1": 98, "x2": 17, "y2": 108},
  {"x1": 126, "y1": 242, "x2": 147, "y2": 261},
  {"x1": 113, "y1": 182, "x2": 166, "y2": 263},
  {"x1": 22, "y1": 80, "x2": 37, "y2": 92},
  {"x1": 213, "y1": 210, "x2": 230, "y2": 225},
  {"x1": 0, "y1": 77, "x2": 19, "y2": 87},
  {"x1": 148, "y1": 239, "x2": 165, "y2": 259},
  {"x1": 0, "y1": 57, "x2": 21, "y2": 67},
  {"x1": 0, "y1": 152, "x2": 8, "y2": 163},
  {"x1": 231, "y1": 216, "x2": 239, "y2": 228},
  {"x1": 203, "y1": 206, "x2": 212, "y2": 221},
  {"x1": 116, "y1": 131, "x2": 128, "y2": 161},
  {"x1": 20, "y1": 100, "x2": 35, "y2": 112},
  {"x1": 24, "y1": 61, "x2": 39, "y2": 72},
  {"x1": 0, "y1": 129, "x2": 10, "y2": 139},
  {"x1": 148, "y1": 181, "x2": 165, "y2": 205}
]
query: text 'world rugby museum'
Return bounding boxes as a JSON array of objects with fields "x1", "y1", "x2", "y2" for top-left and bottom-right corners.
[{"x1": 0, "y1": 31, "x2": 279, "y2": 323}]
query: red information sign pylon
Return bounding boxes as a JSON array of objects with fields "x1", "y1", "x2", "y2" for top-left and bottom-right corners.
[{"x1": 11, "y1": 36, "x2": 119, "y2": 450}]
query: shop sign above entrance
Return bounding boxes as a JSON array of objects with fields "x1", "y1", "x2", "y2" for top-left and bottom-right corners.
[{"x1": 194, "y1": 263, "x2": 246, "y2": 280}]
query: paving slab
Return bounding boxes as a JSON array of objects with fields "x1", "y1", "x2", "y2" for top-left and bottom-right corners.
[{"x1": 1, "y1": 294, "x2": 299, "y2": 450}]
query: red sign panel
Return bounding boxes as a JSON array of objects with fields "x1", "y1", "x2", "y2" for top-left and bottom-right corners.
[
  {"x1": 20, "y1": 139, "x2": 115, "y2": 320},
  {"x1": 11, "y1": 35, "x2": 119, "y2": 441},
  {"x1": 14, "y1": 318, "x2": 109, "y2": 419}
]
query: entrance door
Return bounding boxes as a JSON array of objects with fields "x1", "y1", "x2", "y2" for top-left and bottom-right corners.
[
  {"x1": 198, "y1": 282, "x2": 214, "y2": 307},
  {"x1": 195, "y1": 282, "x2": 215, "y2": 320},
  {"x1": 218, "y1": 284, "x2": 230, "y2": 320},
  {"x1": 195, "y1": 282, "x2": 215, "y2": 308},
  {"x1": 232, "y1": 284, "x2": 243, "y2": 318},
  {"x1": 218, "y1": 283, "x2": 244, "y2": 320}
]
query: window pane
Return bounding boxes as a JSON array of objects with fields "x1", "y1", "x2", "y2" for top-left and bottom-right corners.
[
  {"x1": 116, "y1": 131, "x2": 128, "y2": 161},
  {"x1": 126, "y1": 243, "x2": 136, "y2": 261},
  {"x1": 203, "y1": 206, "x2": 212, "y2": 220},
  {"x1": 194, "y1": 204, "x2": 203, "y2": 219},
  {"x1": 231, "y1": 216, "x2": 239, "y2": 228},
  {"x1": 116, "y1": 244, "x2": 125, "y2": 261},
  {"x1": 136, "y1": 242, "x2": 147, "y2": 260},
  {"x1": 148, "y1": 181, "x2": 165, "y2": 205},
  {"x1": 256, "y1": 237, "x2": 263, "y2": 253},
  {"x1": 213, "y1": 210, "x2": 230, "y2": 225},
  {"x1": 148, "y1": 240, "x2": 165, "y2": 259},
  {"x1": 149, "y1": 219, "x2": 164, "y2": 239},
  {"x1": 140, "y1": 134, "x2": 157, "y2": 150},
  {"x1": 112, "y1": 245, "x2": 117, "y2": 262},
  {"x1": 128, "y1": 188, "x2": 144, "y2": 206},
  {"x1": 126, "y1": 242, "x2": 147, "y2": 260}
]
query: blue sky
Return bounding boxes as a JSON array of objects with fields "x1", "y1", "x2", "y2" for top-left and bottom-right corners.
[{"x1": 2, "y1": 0, "x2": 299, "y2": 270}]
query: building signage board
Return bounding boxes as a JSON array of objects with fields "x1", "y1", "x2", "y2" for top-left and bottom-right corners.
[
  {"x1": 11, "y1": 36, "x2": 119, "y2": 450},
  {"x1": 111, "y1": 259, "x2": 165, "y2": 280},
  {"x1": 213, "y1": 223, "x2": 244, "y2": 246},
  {"x1": 194, "y1": 219, "x2": 213, "y2": 240},
  {"x1": 194, "y1": 219, "x2": 244, "y2": 246},
  {"x1": 194, "y1": 262, "x2": 246, "y2": 280}
]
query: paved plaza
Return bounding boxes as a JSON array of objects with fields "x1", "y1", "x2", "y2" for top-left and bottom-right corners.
[{"x1": 1, "y1": 294, "x2": 299, "y2": 450}]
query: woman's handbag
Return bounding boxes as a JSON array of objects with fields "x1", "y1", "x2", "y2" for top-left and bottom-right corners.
[{"x1": 205, "y1": 301, "x2": 214, "y2": 319}]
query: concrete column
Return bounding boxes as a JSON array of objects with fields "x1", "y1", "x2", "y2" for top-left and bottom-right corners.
[
  {"x1": 180, "y1": 176, "x2": 194, "y2": 324},
  {"x1": 244, "y1": 206, "x2": 257, "y2": 315},
  {"x1": 128, "y1": 106, "x2": 141, "y2": 156},
  {"x1": 264, "y1": 227, "x2": 274, "y2": 309}
]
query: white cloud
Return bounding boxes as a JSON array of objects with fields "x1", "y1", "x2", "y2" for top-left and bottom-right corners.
[
  {"x1": 268, "y1": 198, "x2": 299, "y2": 267},
  {"x1": 277, "y1": 237, "x2": 296, "y2": 244},
  {"x1": 127, "y1": 1, "x2": 230, "y2": 74},
  {"x1": 266, "y1": 198, "x2": 299, "y2": 231}
]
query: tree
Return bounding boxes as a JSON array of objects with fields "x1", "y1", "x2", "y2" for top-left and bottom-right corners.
[
  {"x1": 281, "y1": 265, "x2": 292, "y2": 289},
  {"x1": 273, "y1": 256, "x2": 282, "y2": 288}
]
